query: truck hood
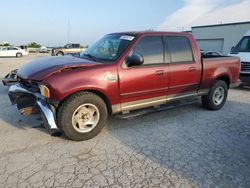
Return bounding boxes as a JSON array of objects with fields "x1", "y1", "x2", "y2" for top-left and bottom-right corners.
[{"x1": 18, "y1": 56, "x2": 98, "y2": 80}]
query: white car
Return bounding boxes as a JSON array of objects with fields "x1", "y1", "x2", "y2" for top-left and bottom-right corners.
[{"x1": 0, "y1": 47, "x2": 28, "y2": 58}]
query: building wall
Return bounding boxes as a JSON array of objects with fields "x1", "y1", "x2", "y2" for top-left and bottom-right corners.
[{"x1": 191, "y1": 22, "x2": 250, "y2": 54}]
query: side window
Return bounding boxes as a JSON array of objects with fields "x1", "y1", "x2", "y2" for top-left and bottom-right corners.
[
  {"x1": 66, "y1": 44, "x2": 72, "y2": 48},
  {"x1": 8, "y1": 47, "x2": 17, "y2": 50},
  {"x1": 237, "y1": 37, "x2": 250, "y2": 52},
  {"x1": 133, "y1": 36, "x2": 163, "y2": 65},
  {"x1": 166, "y1": 36, "x2": 194, "y2": 63},
  {"x1": 72, "y1": 44, "x2": 80, "y2": 48}
]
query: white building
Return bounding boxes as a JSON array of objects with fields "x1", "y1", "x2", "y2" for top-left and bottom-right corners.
[{"x1": 191, "y1": 21, "x2": 250, "y2": 54}]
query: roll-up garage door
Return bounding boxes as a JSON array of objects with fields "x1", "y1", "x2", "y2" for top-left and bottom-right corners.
[{"x1": 196, "y1": 39, "x2": 224, "y2": 53}]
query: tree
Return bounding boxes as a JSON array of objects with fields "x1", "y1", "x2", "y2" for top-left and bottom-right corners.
[
  {"x1": 0, "y1": 42, "x2": 10, "y2": 46},
  {"x1": 3, "y1": 43, "x2": 10, "y2": 46},
  {"x1": 80, "y1": 45, "x2": 89, "y2": 48},
  {"x1": 27, "y1": 42, "x2": 41, "y2": 48}
]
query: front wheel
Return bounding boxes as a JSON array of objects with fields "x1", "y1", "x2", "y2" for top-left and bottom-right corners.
[
  {"x1": 201, "y1": 80, "x2": 228, "y2": 110},
  {"x1": 58, "y1": 92, "x2": 108, "y2": 141}
]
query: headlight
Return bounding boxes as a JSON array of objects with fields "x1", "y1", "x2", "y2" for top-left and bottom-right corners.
[{"x1": 39, "y1": 85, "x2": 50, "y2": 98}]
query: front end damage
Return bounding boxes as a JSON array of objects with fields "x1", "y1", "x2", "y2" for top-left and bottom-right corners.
[
  {"x1": 4, "y1": 72, "x2": 59, "y2": 133},
  {"x1": 2, "y1": 69, "x2": 18, "y2": 86}
]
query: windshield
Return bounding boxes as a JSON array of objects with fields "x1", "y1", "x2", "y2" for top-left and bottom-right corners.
[
  {"x1": 80, "y1": 34, "x2": 135, "y2": 62},
  {"x1": 232, "y1": 36, "x2": 250, "y2": 53}
]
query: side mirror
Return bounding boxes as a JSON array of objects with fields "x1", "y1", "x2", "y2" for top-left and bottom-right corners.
[{"x1": 126, "y1": 53, "x2": 144, "y2": 67}]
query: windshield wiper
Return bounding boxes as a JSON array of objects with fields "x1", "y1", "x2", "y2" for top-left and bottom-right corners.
[{"x1": 83, "y1": 53, "x2": 98, "y2": 62}]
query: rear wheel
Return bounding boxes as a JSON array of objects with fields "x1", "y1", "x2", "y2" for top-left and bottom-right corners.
[
  {"x1": 201, "y1": 80, "x2": 228, "y2": 110},
  {"x1": 58, "y1": 92, "x2": 108, "y2": 141},
  {"x1": 16, "y1": 52, "x2": 22, "y2": 58}
]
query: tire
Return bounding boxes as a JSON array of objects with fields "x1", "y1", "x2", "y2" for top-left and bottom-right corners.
[
  {"x1": 58, "y1": 92, "x2": 108, "y2": 141},
  {"x1": 16, "y1": 52, "x2": 23, "y2": 58},
  {"x1": 201, "y1": 80, "x2": 228, "y2": 110},
  {"x1": 56, "y1": 52, "x2": 64, "y2": 56}
]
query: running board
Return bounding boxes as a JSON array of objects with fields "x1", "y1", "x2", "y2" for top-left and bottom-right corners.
[{"x1": 115, "y1": 98, "x2": 198, "y2": 119}]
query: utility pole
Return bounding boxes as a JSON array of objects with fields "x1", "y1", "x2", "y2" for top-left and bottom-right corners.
[{"x1": 67, "y1": 19, "x2": 70, "y2": 44}]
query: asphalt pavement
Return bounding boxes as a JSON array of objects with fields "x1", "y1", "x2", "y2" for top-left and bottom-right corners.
[{"x1": 0, "y1": 54, "x2": 249, "y2": 187}]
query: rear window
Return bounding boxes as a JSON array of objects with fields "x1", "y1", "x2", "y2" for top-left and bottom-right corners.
[
  {"x1": 165, "y1": 36, "x2": 194, "y2": 63},
  {"x1": 72, "y1": 44, "x2": 80, "y2": 48}
]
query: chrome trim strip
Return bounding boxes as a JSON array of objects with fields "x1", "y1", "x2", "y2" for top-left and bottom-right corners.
[
  {"x1": 169, "y1": 83, "x2": 198, "y2": 89},
  {"x1": 121, "y1": 96, "x2": 168, "y2": 111},
  {"x1": 37, "y1": 99, "x2": 58, "y2": 129},
  {"x1": 121, "y1": 92, "x2": 198, "y2": 112},
  {"x1": 240, "y1": 71, "x2": 250, "y2": 74},
  {"x1": 121, "y1": 87, "x2": 169, "y2": 97},
  {"x1": 197, "y1": 89, "x2": 209, "y2": 95},
  {"x1": 112, "y1": 104, "x2": 122, "y2": 114},
  {"x1": 9, "y1": 84, "x2": 45, "y2": 99},
  {"x1": 8, "y1": 84, "x2": 58, "y2": 130},
  {"x1": 112, "y1": 89, "x2": 209, "y2": 114},
  {"x1": 9, "y1": 84, "x2": 31, "y2": 93}
]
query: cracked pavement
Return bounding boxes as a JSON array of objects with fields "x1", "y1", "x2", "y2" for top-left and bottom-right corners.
[{"x1": 0, "y1": 55, "x2": 250, "y2": 187}]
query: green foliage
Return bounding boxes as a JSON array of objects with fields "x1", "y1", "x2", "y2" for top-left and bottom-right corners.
[
  {"x1": 80, "y1": 45, "x2": 89, "y2": 48},
  {"x1": 27, "y1": 42, "x2": 41, "y2": 48}
]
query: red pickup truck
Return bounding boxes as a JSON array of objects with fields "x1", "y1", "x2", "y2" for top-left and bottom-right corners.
[{"x1": 3, "y1": 32, "x2": 240, "y2": 141}]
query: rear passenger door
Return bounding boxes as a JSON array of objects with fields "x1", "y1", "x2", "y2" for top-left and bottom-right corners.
[
  {"x1": 72, "y1": 44, "x2": 81, "y2": 53},
  {"x1": 164, "y1": 36, "x2": 201, "y2": 97}
]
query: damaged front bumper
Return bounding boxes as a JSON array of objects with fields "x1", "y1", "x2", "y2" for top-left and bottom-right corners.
[
  {"x1": 8, "y1": 84, "x2": 59, "y2": 131},
  {"x1": 2, "y1": 69, "x2": 18, "y2": 86}
]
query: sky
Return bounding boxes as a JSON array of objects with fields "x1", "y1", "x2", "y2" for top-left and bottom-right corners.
[{"x1": 0, "y1": 0, "x2": 249, "y2": 46}]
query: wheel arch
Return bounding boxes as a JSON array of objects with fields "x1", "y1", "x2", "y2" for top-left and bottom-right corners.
[
  {"x1": 215, "y1": 75, "x2": 230, "y2": 88},
  {"x1": 58, "y1": 89, "x2": 113, "y2": 115},
  {"x1": 56, "y1": 51, "x2": 64, "y2": 56},
  {"x1": 16, "y1": 52, "x2": 22, "y2": 57}
]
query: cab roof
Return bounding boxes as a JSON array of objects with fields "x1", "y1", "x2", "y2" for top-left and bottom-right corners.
[{"x1": 110, "y1": 31, "x2": 191, "y2": 37}]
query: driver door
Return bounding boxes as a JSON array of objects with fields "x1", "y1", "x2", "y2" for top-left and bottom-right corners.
[
  {"x1": 64, "y1": 44, "x2": 74, "y2": 54},
  {"x1": 118, "y1": 35, "x2": 169, "y2": 111}
]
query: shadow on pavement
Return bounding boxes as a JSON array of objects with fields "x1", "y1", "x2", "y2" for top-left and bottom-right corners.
[
  {"x1": 1, "y1": 79, "x2": 250, "y2": 187},
  {"x1": 107, "y1": 100, "x2": 250, "y2": 187}
]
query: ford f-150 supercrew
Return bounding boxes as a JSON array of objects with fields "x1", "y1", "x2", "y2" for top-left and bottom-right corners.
[{"x1": 2, "y1": 32, "x2": 240, "y2": 141}]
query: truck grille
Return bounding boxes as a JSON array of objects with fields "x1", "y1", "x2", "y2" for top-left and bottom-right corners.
[
  {"x1": 18, "y1": 77, "x2": 40, "y2": 93},
  {"x1": 241, "y1": 61, "x2": 250, "y2": 73}
]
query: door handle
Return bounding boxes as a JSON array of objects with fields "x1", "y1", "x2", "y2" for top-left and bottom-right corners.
[
  {"x1": 155, "y1": 70, "x2": 165, "y2": 76},
  {"x1": 188, "y1": 67, "x2": 196, "y2": 72}
]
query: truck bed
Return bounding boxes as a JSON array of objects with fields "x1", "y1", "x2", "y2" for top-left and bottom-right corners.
[{"x1": 200, "y1": 55, "x2": 240, "y2": 90}]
